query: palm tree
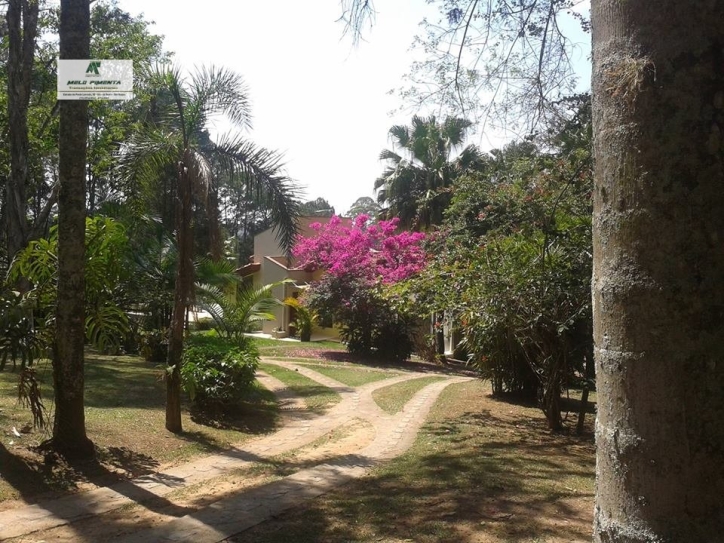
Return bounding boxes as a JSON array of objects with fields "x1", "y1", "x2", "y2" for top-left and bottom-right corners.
[
  {"x1": 374, "y1": 115, "x2": 485, "y2": 230},
  {"x1": 194, "y1": 258, "x2": 282, "y2": 342},
  {"x1": 118, "y1": 64, "x2": 299, "y2": 433}
]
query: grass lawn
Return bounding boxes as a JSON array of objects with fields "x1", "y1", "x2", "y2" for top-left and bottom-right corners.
[
  {"x1": 0, "y1": 341, "x2": 596, "y2": 542},
  {"x1": 0, "y1": 351, "x2": 278, "y2": 505},
  {"x1": 227, "y1": 379, "x2": 596, "y2": 543},
  {"x1": 258, "y1": 363, "x2": 340, "y2": 411},
  {"x1": 295, "y1": 363, "x2": 399, "y2": 387},
  {"x1": 372, "y1": 375, "x2": 446, "y2": 414}
]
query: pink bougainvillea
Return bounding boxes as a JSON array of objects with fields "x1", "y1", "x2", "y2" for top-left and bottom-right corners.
[{"x1": 293, "y1": 215, "x2": 426, "y2": 284}]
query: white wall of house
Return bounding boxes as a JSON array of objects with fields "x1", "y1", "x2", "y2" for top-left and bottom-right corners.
[{"x1": 245, "y1": 217, "x2": 347, "y2": 339}]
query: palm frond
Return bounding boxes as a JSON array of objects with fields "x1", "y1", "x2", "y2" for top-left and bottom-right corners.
[
  {"x1": 142, "y1": 63, "x2": 188, "y2": 131},
  {"x1": 456, "y1": 144, "x2": 487, "y2": 171},
  {"x1": 194, "y1": 282, "x2": 232, "y2": 336},
  {"x1": 196, "y1": 280, "x2": 283, "y2": 340},
  {"x1": 184, "y1": 148, "x2": 214, "y2": 203},
  {"x1": 240, "y1": 282, "x2": 283, "y2": 322},
  {"x1": 378, "y1": 148, "x2": 402, "y2": 163},
  {"x1": 195, "y1": 257, "x2": 240, "y2": 288},
  {"x1": 188, "y1": 65, "x2": 252, "y2": 132},
  {"x1": 213, "y1": 133, "x2": 301, "y2": 255},
  {"x1": 388, "y1": 124, "x2": 410, "y2": 148},
  {"x1": 116, "y1": 126, "x2": 182, "y2": 191},
  {"x1": 442, "y1": 117, "x2": 475, "y2": 148}
]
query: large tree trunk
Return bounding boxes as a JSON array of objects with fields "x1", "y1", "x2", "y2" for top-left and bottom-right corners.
[
  {"x1": 51, "y1": 0, "x2": 93, "y2": 460},
  {"x1": 592, "y1": 2, "x2": 724, "y2": 540},
  {"x1": 166, "y1": 155, "x2": 194, "y2": 433},
  {"x1": 5, "y1": 0, "x2": 39, "y2": 262}
]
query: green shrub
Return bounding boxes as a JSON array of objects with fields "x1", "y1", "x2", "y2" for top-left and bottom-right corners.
[
  {"x1": 181, "y1": 335, "x2": 259, "y2": 410},
  {"x1": 138, "y1": 329, "x2": 168, "y2": 362},
  {"x1": 372, "y1": 318, "x2": 414, "y2": 363},
  {"x1": 192, "y1": 316, "x2": 214, "y2": 331},
  {"x1": 0, "y1": 290, "x2": 48, "y2": 371}
]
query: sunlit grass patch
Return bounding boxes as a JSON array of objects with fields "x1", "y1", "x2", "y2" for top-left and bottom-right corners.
[
  {"x1": 372, "y1": 376, "x2": 446, "y2": 414},
  {"x1": 259, "y1": 363, "x2": 340, "y2": 412},
  {"x1": 295, "y1": 364, "x2": 398, "y2": 387}
]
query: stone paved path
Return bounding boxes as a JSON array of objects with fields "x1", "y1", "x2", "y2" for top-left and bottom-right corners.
[{"x1": 0, "y1": 359, "x2": 471, "y2": 542}]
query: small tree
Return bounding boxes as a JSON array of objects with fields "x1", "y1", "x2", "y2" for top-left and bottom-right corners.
[
  {"x1": 118, "y1": 64, "x2": 299, "y2": 433},
  {"x1": 195, "y1": 259, "x2": 282, "y2": 341},
  {"x1": 395, "y1": 134, "x2": 593, "y2": 430},
  {"x1": 294, "y1": 215, "x2": 425, "y2": 361}
]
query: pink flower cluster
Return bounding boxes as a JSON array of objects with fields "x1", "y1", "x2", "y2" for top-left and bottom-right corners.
[{"x1": 293, "y1": 215, "x2": 426, "y2": 284}]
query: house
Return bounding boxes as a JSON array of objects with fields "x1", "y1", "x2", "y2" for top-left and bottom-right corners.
[{"x1": 236, "y1": 217, "x2": 348, "y2": 338}]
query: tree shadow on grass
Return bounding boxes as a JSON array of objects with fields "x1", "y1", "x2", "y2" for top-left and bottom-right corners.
[
  {"x1": 188, "y1": 388, "x2": 279, "y2": 436},
  {"x1": 0, "y1": 441, "x2": 73, "y2": 502},
  {"x1": 83, "y1": 362, "x2": 165, "y2": 409},
  {"x1": 96, "y1": 446, "x2": 161, "y2": 478},
  {"x1": 227, "y1": 403, "x2": 596, "y2": 543},
  {"x1": 234, "y1": 454, "x2": 593, "y2": 543},
  {"x1": 0, "y1": 441, "x2": 187, "y2": 510}
]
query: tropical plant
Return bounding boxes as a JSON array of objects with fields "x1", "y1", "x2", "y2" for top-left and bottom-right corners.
[
  {"x1": 394, "y1": 132, "x2": 593, "y2": 430},
  {"x1": 0, "y1": 290, "x2": 48, "y2": 371},
  {"x1": 284, "y1": 297, "x2": 317, "y2": 342},
  {"x1": 9, "y1": 216, "x2": 132, "y2": 353},
  {"x1": 0, "y1": 0, "x2": 170, "y2": 459},
  {"x1": 195, "y1": 259, "x2": 282, "y2": 341},
  {"x1": 118, "y1": 65, "x2": 300, "y2": 433},
  {"x1": 138, "y1": 329, "x2": 168, "y2": 363},
  {"x1": 180, "y1": 334, "x2": 259, "y2": 411},
  {"x1": 374, "y1": 115, "x2": 485, "y2": 229}
]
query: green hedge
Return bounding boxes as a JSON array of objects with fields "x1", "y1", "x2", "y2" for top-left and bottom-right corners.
[{"x1": 181, "y1": 335, "x2": 259, "y2": 411}]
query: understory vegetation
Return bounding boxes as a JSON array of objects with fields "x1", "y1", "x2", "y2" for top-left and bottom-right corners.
[{"x1": 0, "y1": 3, "x2": 595, "y2": 534}]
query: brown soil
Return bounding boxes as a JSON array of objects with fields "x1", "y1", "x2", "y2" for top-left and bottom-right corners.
[{"x1": 4, "y1": 378, "x2": 594, "y2": 543}]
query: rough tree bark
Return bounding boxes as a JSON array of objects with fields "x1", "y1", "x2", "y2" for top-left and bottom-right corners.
[
  {"x1": 51, "y1": 0, "x2": 94, "y2": 459},
  {"x1": 592, "y1": 1, "x2": 724, "y2": 541},
  {"x1": 5, "y1": 0, "x2": 39, "y2": 262}
]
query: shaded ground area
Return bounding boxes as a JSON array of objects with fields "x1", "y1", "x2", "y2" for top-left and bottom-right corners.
[
  {"x1": 0, "y1": 352, "x2": 278, "y2": 508},
  {"x1": 1, "y1": 360, "x2": 467, "y2": 541},
  {"x1": 0, "y1": 346, "x2": 595, "y2": 542},
  {"x1": 227, "y1": 380, "x2": 595, "y2": 543}
]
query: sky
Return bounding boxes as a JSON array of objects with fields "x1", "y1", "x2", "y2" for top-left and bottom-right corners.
[
  {"x1": 114, "y1": 0, "x2": 438, "y2": 216},
  {"x1": 115, "y1": 1, "x2": 590, "y2": 216}
]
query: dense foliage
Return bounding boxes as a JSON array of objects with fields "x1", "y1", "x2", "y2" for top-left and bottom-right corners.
[
  {"x1": 394, "y1": 103, "x2": 593, "y2": 429},
  {"x1": 0, "y1": 290, "x2": 47, "y2": 370},
  {"x1": 375, "y1": 115, "x2": 484, "y2": 229},
  {"x1": 180, "y1": 334, "x2": 259, "y2": 411},
  {"x1": 294, "y1": 215, "x2": 426, "y2": 361},
  {"x1": 8, "y1": 216, "x2": 132, "y2": 353}
]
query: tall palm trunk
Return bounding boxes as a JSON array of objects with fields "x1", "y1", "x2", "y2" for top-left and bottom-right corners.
[
  {"x1": 166, "y1": 155, "x2": 194, "y2": 433},
  {"x1": 51, "y1": 0, "x2": 93, "y2": 459},
  {"x1": 592, "y1": 1, "x2": 724, "y2": 540}
]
